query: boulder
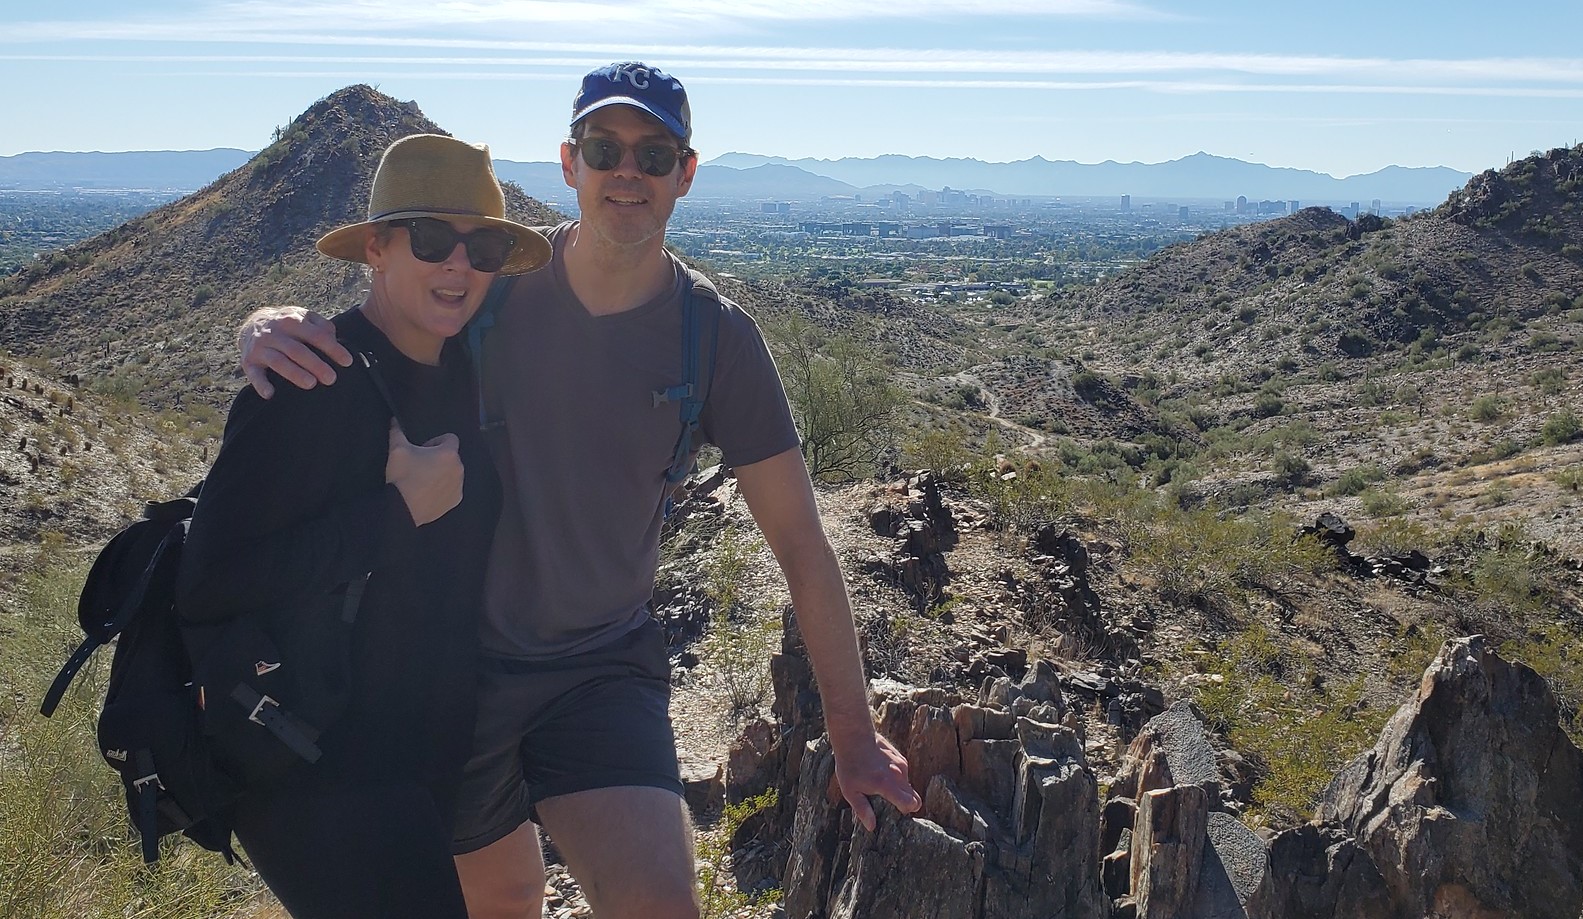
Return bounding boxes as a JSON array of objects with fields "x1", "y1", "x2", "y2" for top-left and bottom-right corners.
[{"x1": 1251, "y1": 636, "x2": 1583, "y2": 918}]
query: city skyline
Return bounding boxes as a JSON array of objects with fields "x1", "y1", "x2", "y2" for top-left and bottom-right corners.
[{"x1": 3, "y1": 0, "x2": 1581, "y2": 178}]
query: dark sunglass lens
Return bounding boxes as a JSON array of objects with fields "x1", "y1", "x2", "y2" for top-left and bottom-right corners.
[
  {"x1": 405, "y1": 218, "x2": 458, "y2": 263},
  {"x1": 464, "y1": 231, "x2": 516, "y2": 273},
  {"x1": 581, "y1": 138, "x2": 623, "y2": 170},
  {"x1": 636, "y1": 145, "x2": 678, "y2": 176}
]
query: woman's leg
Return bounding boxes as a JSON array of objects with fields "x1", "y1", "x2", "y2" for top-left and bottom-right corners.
[{"x1": 234, "y1": 781, "x2": 468, "y2": 919}]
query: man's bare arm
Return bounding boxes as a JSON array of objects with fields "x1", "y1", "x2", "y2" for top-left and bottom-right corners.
[
  {"x1": 734, "y1": 447, "x2": 922, "y2": 831},
  {"x1": 238, "y1": 307, "x2": 355, "y2": 398}
]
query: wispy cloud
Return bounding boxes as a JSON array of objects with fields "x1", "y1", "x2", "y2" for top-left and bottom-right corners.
[
  {"x1": 7, "y1": 0, "x2": 1171, "y2": 43},
  {"x1": 5, "y1": 46, "x2": 1581, "y2": 93}
]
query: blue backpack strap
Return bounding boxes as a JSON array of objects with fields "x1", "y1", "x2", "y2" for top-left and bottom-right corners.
[
  {"x1": 655, "y1": 271, "x2": 723, "y2": 517},
  {"x1": 466, "y1": 275, "x2": 518, "y2": 430}
]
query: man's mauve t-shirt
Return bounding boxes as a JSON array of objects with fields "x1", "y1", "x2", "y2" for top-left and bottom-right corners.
[{"x1": 477, "y1": 223, "x2": 799, "y2": 660}]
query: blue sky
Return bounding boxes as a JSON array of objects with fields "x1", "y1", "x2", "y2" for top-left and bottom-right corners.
[{"x1": 3, "y1": 0, "x2": 1580, "y2": 176}]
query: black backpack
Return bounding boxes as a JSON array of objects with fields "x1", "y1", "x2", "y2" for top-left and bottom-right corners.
[{"x1": 40, "y1": 350, "x2": 397, "y2": 864}]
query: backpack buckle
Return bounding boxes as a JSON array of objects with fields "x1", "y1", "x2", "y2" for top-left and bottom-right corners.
[
  {"x1": 247, "y1": 694, "x2": 280, "y2": 726},
  {"x1": 132, "y1": 772, "x2": 164, "y2": 792}
]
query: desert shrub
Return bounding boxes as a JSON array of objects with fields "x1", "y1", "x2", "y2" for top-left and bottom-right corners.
[
  {"x1": 1359, "y1": 487, "x2": 1409, "y2": 518},
  {"x1": 1469, "y1": 395, "x2": 1505, "y2": 422},
  {"x1": 1542, "y1": 407, "x2": 1582, "y2": 446},
  {"x1": 699, "y1": 528, "x2": 778, "y2": 721},
  {"x1": 1328, "y1": 464, "x2": 1384, "y2": 497},
  {"x1": 1193, "y1": 623, "x2": 1390, "y2": 821},
  {"x1": 1125, "y1": 501, "x2": 1334, "y2": 609},
  {"x1": 1357, "y1": 517, "x2": 1434, "y2": 557},
  {"x1": 972, "y1": 459, "x2": 1069, "y2": 534},
  {"x1": 768, "y1": 316, "x2": 905, "y2": 483},
  {"x1": 901, "y1": 425, "x2": 973, "y2": 482},
  {"x1": 696, "y1": 790, "x2": 780, "y2": 918},
  {"x1": 1553, "y1": 465, "x2": 1583, "y2": 492},
  {"x1": 1337, "y1": 328, "x2": 1373, "y2": 357},
  {"x1": 1532, "y1": 367, "x2": 1567, "y2": 395},
  {"x1": 1271, "y1": 451, "x2": 1310, "y2": 488},
  {"x1": 1252, "y1": 391, "x2": 1284, "y2": 418}
]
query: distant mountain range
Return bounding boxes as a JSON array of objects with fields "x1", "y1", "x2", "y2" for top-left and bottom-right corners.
[
  {"x1": 0, "y1": 147, "x2": 1473, "y2": 205},
  {"x1": 706, "y1": 152, "x2": 1475, "y2": 204}
]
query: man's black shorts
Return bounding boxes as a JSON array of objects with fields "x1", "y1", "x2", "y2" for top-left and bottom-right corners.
[{"x1": 450, "y1": 617, "x2": 682, "y2": 854}]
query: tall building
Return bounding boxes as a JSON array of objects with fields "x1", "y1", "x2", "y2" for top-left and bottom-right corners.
[{"x1": 1120, "y1": 194, "x2": 1131, "y2": 211}]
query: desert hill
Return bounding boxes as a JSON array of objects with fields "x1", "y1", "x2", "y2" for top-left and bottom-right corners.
[
  {"x1": 0, "y1": 85, "x2": 558, "y2": 413},
  {"x1": 939, "y1": 146, "x2": 1583, "y2": 555}
]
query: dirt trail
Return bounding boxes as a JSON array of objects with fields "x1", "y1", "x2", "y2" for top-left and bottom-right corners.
[{"x1": 950, "y1": 371, "x2": 1047, "y2": 449}]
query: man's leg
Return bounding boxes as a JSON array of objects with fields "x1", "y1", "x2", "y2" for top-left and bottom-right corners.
[
  {"x1": 536, "y1": 785, "x2": 699, "y2": 919},
  {"x1": 453, "y1": 821, "x2": 546, "y2": 919}
]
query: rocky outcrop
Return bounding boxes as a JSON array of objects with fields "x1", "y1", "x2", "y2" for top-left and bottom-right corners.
[
  {"x1": 736, "y1": 628, "x2": 1110, "y2": 918},
  {"x1": 731, "y1": 624, "x2": 1582, "y2": 919},
  {"x1": 1250, "y1": 635, "x2": 1583, "y2": 919},
  {"x1": 780, "y1": 677, "x2": 1108, "y2": 919},
  {"x1": 1101, "y1": 701, "x2": 1268, "y2": 918},
  {"x1": 863, "y1": 471, "x2": 957, "y2": 610}
]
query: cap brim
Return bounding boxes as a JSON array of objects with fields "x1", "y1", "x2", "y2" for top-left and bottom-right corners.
[
  {"x1": 315, "y1": 214, "x2": 551, "y2": 276},
  {"x1": 571, "y1": 96, "x2": 688, "y2": 143}
]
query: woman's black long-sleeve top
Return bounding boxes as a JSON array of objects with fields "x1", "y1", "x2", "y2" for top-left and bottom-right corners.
[{"x1": 176, "y1": 309, "x2": 500, "y2": 810}]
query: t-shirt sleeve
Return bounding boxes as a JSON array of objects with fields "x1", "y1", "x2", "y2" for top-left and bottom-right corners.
[
  {"x1": 176, "y1": 375, "x2": 419, "y2": 623},
  {"x1": 700, "y1": 298, "x2": 801, "y2": 468}
]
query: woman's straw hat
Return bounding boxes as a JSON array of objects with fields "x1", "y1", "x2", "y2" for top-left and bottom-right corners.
[{"x1": 315, "y1": 133, "x2": 551, "y2": 275}]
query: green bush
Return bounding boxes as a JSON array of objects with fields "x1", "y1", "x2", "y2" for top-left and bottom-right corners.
[
  {"x1": 1328, "y1": 464, "x2": 1384, "y2": 497},
  {"x1": 1271, "y1": 451, "x2": 1310, "y2": 488},
  {"x1": 1193, "y1": 623, "x2": 1390, "y2": 820},
  {"x1": 1542, "y1": 407, "x2": 1582, "y2": 446},
  {"x1": 699, "y1": 528, "x2": 777, "y2": 721},
  {"x1": 1252, "y1": 391, "x2": 1284, "y2": 418},
  {"x1": 1470, "y1": 395, "x2": 1505, "y2": 422},
  {"x1": 1532, "y1": 367, "x2": 1567, "y2": 395},
  {"x1": 1125, "y1": 501, "x2": 1334, "y2": 609},
  {"x1": 1359, "y1": 487, "x2": 1409, "y2": 518},
  {"x1": 697, "y1": 790, "x2": 780, "y2": 918},
  {"x1": 767, "y1": 316, "x2": 905, "y2": 483}
]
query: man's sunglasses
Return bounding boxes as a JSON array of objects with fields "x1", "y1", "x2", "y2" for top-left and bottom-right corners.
[
  {"x1": 390, "y1": 217, "x2": 517, "y2": 273},
  {"x1": 572, "y1": 137, "x2": 692, "y2": 177}
]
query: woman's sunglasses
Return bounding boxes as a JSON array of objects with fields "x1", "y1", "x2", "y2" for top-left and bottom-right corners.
[
  {"x1": 390, "y1": 217, "x2": 517, "y2": 273},
  {"x1": 572, "y1": 138, "x2": 692, "y2": 177}
]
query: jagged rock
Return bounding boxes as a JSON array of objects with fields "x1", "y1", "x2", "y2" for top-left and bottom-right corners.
[
  {"x1": 1111, "y1": 701, "x2": 1222, "y2": 800},
  {"x1": 826, "y1": 799, "x2": 983, "y2": 919},
  {"x1": 1319, "y1": 635, "x2": 1583, "y2": 918},
  {"x1": 679, "y1": 755, "x2": 725, "y2": 820},
  {"x1": 781, "y1": 681, "x2": 1107, "y2": 918},
  {"x1": 725, "y1": 716, "x2": 777, "y2": 805},
  {"x1": 1304, "y1": 511, "x2": 1355, "y2": 551},
  {"x1": 1106, "y1": 702, "x2": 1268, "y2": 917},
  {"x1": 1132, "y1": 785, "x2": 1208, "y2": 918},
  {"x1": 1250, "y1": 636, "x2": 1583, "y2": 918},
  {"x1": 1245, "y1": 823, "x2": 1393, "y2": 919},
  {"x1": 864, "y1": 473, "x2": 957, "y2": 609}
]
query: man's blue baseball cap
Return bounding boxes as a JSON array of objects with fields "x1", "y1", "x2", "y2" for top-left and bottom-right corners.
[{"x1": 571, "y1": 62, "x2": 692, "y2": 145}]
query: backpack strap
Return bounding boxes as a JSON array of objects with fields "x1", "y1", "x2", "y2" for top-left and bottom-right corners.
[
  {"x1": 130, "y1": 749, "x2": 164, "y2": 863},
  {"x1": 41, "y1": 523, "x2": 186, "y2": 717},
  {"x1": 466, "y1": 275, "x2": 518, "y2": 431},
  {"x1": 654, "y1": 271, "x2": 723, "y2": 518},
  {"x1": 353, "y1": 350, "x2": 403, "y2": 433}
]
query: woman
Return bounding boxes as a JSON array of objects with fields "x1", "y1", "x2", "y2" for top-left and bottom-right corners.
[{"x1": 176, "y1": 133, "x2": 549, "y2": 918}]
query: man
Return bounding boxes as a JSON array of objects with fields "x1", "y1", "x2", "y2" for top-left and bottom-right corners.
[{"x1": 239, "y1": 62, "x2": 920, "y2": 919}]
